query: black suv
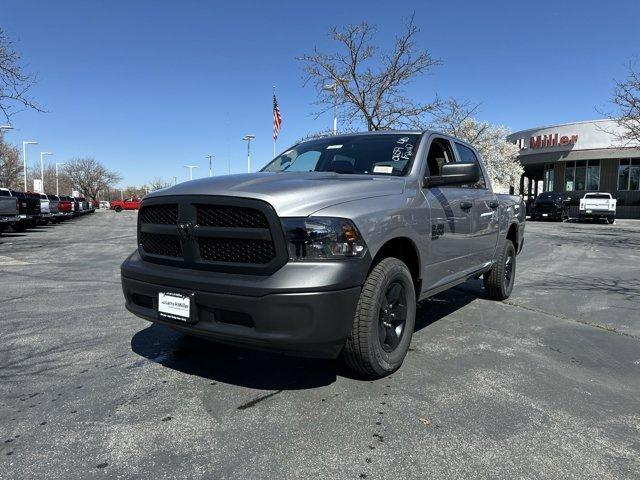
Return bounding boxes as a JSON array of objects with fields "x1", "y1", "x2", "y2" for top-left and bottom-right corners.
[{"x1": 530, "y1": 192, "x2": 570, "y2": 221}]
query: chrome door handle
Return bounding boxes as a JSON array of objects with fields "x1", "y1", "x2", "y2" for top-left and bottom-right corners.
[{"x1": 460, "y1": 201, "x2": 473, "y2": 210}]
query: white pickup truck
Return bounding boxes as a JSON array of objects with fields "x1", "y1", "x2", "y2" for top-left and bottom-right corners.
[{"x1": 578, "y1": 193, "x2": 616, "y2": 224}]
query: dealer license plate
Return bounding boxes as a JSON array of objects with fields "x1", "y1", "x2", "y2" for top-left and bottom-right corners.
[{"x1": 158, "y1": 292, "x2": 192, "y2": 322}]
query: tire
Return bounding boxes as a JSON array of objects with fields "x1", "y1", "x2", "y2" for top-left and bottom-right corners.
[
  {"x1": 12, "y1": 223, "x2": 26, "y2": 233},
  {"x1": 483, "y1": 240, "x2": 516, "y2": 301},
  {"x1": 342, "y1": 258, "x2": 416, "y2": 378},
  {"x1": 607, "y1": 217, "x2": 615, "y2": 224},
  {"x1": 114, "y1": 206, "x2": 123, "y2": 212}
]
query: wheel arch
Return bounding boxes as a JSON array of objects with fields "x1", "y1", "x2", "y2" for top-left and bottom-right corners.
[
  {"x1": 370, "y1": 236, "x2": 421, "y2": 295},
  {"x1": 506, "y1": 222, "x2": 519, "y2": 252}
]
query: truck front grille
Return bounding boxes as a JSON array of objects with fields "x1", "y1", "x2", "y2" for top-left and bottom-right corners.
[
  {"x1": 137, "y1": 196, "x2": 286, "y2": 274},
  {"x1": 139, "y1": 204, "x2": 178, "y2": 224},
  {"x1": 196, "y1": 205, "x2": 268, "y2": 228},
  {"x1": 140, "y1": 232, "x2": 182, "y2": 257},
  {"x1": 198, "y1": 238, "x2": 275, "y2": 264}
]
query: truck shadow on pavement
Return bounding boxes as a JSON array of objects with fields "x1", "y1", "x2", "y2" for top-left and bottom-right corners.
[{"x1": 130, "y1": 288, "x2": 477, "y2": 390}]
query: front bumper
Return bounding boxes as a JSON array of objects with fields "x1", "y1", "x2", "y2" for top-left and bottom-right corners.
[
  {"x1": 0, "y1": 215, "x2": 19, "y2": 224},
  {"x1": 121, "y1": 250, "x2": 369, "y2": 358}
]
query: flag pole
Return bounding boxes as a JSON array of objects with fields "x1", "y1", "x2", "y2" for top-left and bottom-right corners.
[{"x1": 272, "y1": 85, "x2": 276, "y2": 158}]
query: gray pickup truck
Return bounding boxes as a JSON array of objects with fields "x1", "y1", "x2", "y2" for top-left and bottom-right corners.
[
  {"x1": 0, "y1": 187, "x2": 20, "y2": 234},
  {"x1": 121, "y1": 131, "x2": 525, "y2": 377}
]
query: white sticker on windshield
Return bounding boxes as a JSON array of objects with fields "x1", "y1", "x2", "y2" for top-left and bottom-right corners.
[
  {"x1": 373, "y1": 165, "x2": 393, "y2": 174},
  {"x1": 326, "y1": 145, "x2": 343, "y2": 149}
]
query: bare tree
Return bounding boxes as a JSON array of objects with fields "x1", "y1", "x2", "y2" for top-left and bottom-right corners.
[
  {"x1": 0, "y1": 132, "x2": 21, "y2": 188},
  {"x1": 122, "y1": 185, "x2": 147, "y2": 199},
  {"x1": 64, "y1": 157, "x2": 121, "y2": 201},
  {"x1": 0, "y1": 28, "x2": 43, "y2": 122},
  {"x1": 607, "y1": 62, "x2": 640, "y2": 144},
  {"x1": 148, "y1": 177, "x2": 172, "y2": 191},
  {"x1": 298, "y1": 15, "x2": 441, "y2": 131},
  {"x1": 26, "y1": 162, "x2": 73, "y2": 195}
]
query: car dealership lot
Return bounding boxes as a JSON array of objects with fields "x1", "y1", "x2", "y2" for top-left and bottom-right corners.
[{"x1": 1, "y1": 212, "x2": 639, "y2": 479}]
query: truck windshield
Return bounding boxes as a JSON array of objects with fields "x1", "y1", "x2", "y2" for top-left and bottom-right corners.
[
  {"x1": 261, "y1": 133, "x2": 421, "y2": 176},
  {"x1": 0, "y1": 190, "x2": 9, "y2": 197}
]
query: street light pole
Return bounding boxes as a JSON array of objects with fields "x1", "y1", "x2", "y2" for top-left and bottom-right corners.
[
  {"x1": 242, "y1": 135, "x2": 255, "y2": 173},
  {"x1": 55, "y1": 162, "x2": 66, "y2": 196},
  {"x1": 323, "y1": 83, "x2": 338, "y2": 135},
  {"x1": 206, "y1": 154, "x2": 214, "y2": 177},
  {"x1": 184, "y1": 165, "x2": 198, "y2": 180},
  {"x1": 40, "y1": 152, "x2": 53, "y2": 192},
  {"x1": 22, "y1": 140, "x2": 38, "y2": 191}
]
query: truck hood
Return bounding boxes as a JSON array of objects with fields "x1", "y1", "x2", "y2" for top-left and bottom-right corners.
[{"x1": 147, "y1": 172, "x2": 405, "y2": 216}]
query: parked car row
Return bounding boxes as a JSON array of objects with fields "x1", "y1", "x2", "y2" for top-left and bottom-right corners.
[
  {"x1": 0, "y1": 188, "x2": 96, "y2": 235},
  {"x1": 528, "y1": 192, "x2": 617, "y2": 224}
]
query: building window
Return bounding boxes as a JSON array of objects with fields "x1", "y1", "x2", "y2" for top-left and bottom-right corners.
[
  {"x1": 618, "y1": 159, "x2": 640, "y2": 190},
  {"x1": 544, "y1": 164, "x2": 554, "y2": 191},
  {"x1": 587, "y1": 159, "x2": 600, "y2": 191},
  {"x1": 564, "y1": 162, "x2": 575, "y2": 191},
  {"x1": 565, "y1": 160, "x2": 599, "y2": 191}
]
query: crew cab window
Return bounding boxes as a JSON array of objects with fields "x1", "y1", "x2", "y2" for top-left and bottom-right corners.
[
  {"x1": 425, "y1": 138, "x2": 455, "y2": 177},
  {"x1": 454, "y1": 142, "x2": 487, "y2": 189}
]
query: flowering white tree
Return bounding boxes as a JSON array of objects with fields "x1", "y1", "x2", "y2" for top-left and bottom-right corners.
[{"x1": 429, "y1": 99, "x2": 522, "y2": 193}]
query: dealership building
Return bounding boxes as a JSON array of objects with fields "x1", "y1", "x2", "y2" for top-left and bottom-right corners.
[{"x1": 507, "y1": 119, "x2": 640, "y2": 218}]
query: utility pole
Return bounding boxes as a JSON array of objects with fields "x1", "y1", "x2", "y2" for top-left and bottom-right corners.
[
  {"x1": 206, "y1": 154, "x2": 214, "y2": 177},
  {"x1": 323, "y1": 78, "x2": 346, "y2": 135},
  {"x1": 184, "y1": 165, "x2": 198, "y2": 180},
  {"x1": 55, "y1": 162, "x2": 66, "y2": 196},
  {"x1": 40, "y1": 152, "x2": 53, "y2": 192},
  {"x1": 22, "y1": 140, "x2": 38, "y2": 191},
  {"x1": 242, "y1": 135, "x2": 255, "y2": 173}
]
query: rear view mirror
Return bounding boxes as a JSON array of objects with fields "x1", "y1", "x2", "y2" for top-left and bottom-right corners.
[{"x1": 424, "y1": 162, "x2": 480, "y2": 188}]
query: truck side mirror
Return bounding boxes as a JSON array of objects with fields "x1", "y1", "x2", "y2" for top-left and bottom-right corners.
[{"x1": 423, "y1": 162, "x2": 480, "y2": 188}]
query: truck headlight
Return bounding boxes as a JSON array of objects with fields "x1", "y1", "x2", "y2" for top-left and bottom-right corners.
[{"x1": 281, "y1": 217, "x2": 367, "y2": 261}]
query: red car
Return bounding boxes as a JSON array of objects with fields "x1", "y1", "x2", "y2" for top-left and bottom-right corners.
[{"x1": 110, "y1": 198, "x2": 141, "y2": 212}]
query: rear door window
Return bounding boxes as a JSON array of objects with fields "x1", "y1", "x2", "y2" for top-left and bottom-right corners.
[{"x1": 454, "y1": 142, "x2": 487, "y2": 189}]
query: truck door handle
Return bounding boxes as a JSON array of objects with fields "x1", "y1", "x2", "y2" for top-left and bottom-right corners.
[
  {"x1": 460, "y1": 201, "x2": 473, "y2": 210},
  {"x1": 489, "y1": 200, "x2": 499, "y2": 209}
]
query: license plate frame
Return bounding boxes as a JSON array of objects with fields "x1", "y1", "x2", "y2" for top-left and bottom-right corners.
[{"x1": 158, "y1": 292, "x2": 193, "y2": 322}]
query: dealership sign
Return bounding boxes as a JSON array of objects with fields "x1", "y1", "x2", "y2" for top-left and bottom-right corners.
[{"x1": 515, "y1": 133, "x2": 578, "y2": 150}]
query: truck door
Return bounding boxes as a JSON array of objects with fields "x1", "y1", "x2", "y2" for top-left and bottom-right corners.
[
  {"x1": 452, "y1": 142, "x2": 499, "y2": 269},
  {"x1": 420, "y1": 136, "x2": 477, "y2": 290}
]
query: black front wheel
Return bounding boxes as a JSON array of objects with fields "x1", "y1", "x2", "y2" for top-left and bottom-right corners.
[
  {"x1": 484, "y1": 240, "x2": 516, "y2": 301},
  {"x1": 342, "y1": 258, "x2": 416, "y2": 378}
]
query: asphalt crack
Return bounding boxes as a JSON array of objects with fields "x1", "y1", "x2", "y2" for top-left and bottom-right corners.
[{"x1": 502, "y1": 299, "x2": 640, "y2": 341}]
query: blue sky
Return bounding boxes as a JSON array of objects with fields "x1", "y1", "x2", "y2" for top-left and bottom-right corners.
[{"x1": 2, "y1": 0, "x2": 639, "y2": 187}]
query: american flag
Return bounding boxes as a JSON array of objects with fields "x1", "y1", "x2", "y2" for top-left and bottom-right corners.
[{"x1": 273, "y1": 93, "x2": 282, "y2": 140}]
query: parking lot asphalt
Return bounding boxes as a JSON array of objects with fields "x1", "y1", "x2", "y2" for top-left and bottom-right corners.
[{"x1": 1, "y1": 211, "x2": 639, "y2": 480}]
